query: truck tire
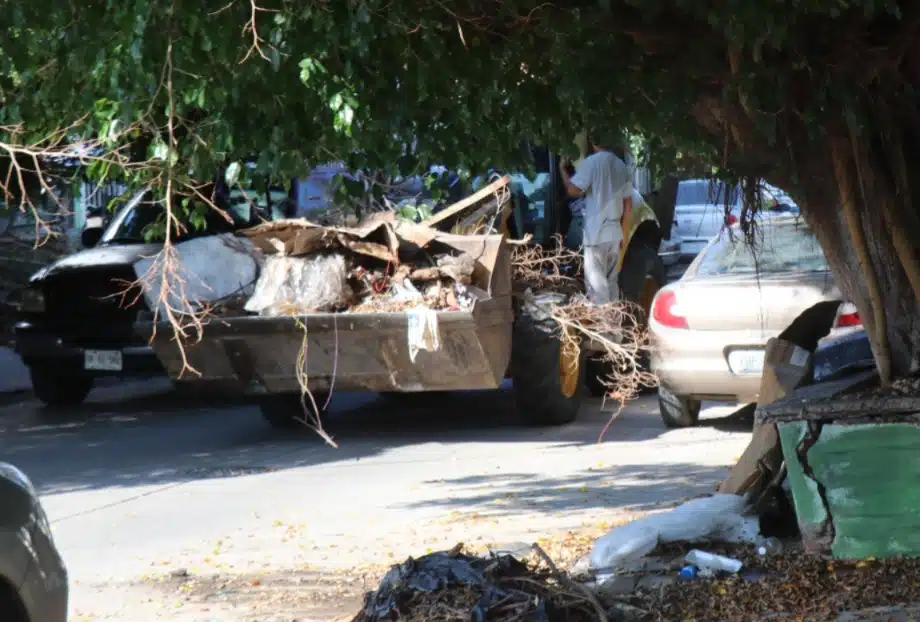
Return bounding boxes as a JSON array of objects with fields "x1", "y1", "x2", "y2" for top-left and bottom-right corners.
[
  {"x1": 658, "y1": 388, "x2": 701, "y2": 428},
  {"x1": 583, "y1": 240, "x2": 667, "y2": 398},
  {"x1": 258, "y1": 391, "x2": 331, "y2": 430},
  {"x1": 511, "y1": 293, "x2": 585, "y2": 426},
  {"x1": 30, "y1": 367, "x2": 93, "y2": 408},
  {"x1": 0, "y1": 578, "x2": 28, "y2": 622}
]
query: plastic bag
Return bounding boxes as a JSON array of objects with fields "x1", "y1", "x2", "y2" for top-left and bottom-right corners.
[
  {"x1": 244, "y1": 253, "x2": 354, "y2": 316},
  {"x1": 357, "y1": 550, "x2": 546, "y2": 622},
  {"x1": 588, "y1": 494, "x2": 760, "y2": 572}
]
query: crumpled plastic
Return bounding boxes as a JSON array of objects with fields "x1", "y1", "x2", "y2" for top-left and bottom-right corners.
[
  {"x1": 357, "y1": 550, "x2": 549, "y2": 622},
  {"x1": 244, "y1": 253, "x2": 354, "y2": 316},
  {"x1": 588, "y1": 493, "x2": 760, "y2": 572}
]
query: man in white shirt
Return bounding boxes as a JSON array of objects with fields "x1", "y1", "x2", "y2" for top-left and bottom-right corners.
[{"x1": 560, "y1": 133, "x2": 633, "y2": 304}]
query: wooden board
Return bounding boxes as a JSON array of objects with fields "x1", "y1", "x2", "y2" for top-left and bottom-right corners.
[
  {"x1": 423, "y1": 176, "x2": 511, "y2": 230},
  {"x1": 756, "y1": 369, "x2": 882, "y2": 424}
]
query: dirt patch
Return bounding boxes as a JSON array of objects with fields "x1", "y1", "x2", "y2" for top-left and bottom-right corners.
[{"x1": 121, "y1": 567, "x2": 385, "y2": 621}]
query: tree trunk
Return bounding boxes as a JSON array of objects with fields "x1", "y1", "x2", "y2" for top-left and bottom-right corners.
[{"x1": 786, "y1": 132, "x2": 920, "y2": 381}]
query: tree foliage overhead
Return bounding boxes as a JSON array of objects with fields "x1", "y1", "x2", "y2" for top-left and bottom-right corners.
[{"x1": 1, "y1": 0, "x2": 919, "y2": 378}]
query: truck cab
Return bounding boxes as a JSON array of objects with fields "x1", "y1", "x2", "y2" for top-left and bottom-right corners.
[{"x1": 6, "y1": 187, "x2": 271, "y2": 408}]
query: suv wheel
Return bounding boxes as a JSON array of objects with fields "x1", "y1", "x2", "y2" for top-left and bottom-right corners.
[
  {"x1": 658, "y1": 388, "x2": 701, "y2": 428},
  {"x1": 30, "y1": 367, "x2": 94, "y2": 408}
]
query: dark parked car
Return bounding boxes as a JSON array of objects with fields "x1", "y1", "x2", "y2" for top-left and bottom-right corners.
[
  {"x1": 7, "y1": 188, "x2": 263, "y2": 407},
  {"x1": 0, "y1": 462, "x2": 68, "y2": 622}
]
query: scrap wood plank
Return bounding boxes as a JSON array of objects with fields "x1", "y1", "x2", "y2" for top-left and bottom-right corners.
[
  {"x1": 422, "y1": 176, "x2": 511, "y2": 231},
  {"x1": 452, "y1": 190, "x2": 512, "y2": 235}
]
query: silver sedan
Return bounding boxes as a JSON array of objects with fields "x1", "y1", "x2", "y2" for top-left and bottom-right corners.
[{"x1": 649, "y1": 217, "x2": 862, "y2": 427}]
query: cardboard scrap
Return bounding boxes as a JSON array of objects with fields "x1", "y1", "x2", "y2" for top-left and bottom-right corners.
[
  {"x1": 242, "y1": 211, "x2": 400, "y2": 262},
  {"x1": 720, "y1": 301, "x2": 840, "y2": 496},
  {"x1": 719, "y1": 338, "x2": 812, "y2": 494}
]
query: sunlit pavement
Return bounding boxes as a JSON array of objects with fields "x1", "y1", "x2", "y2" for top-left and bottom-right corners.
[{"x1": 0, "y1": 378, "x2": 750, "y2": 618}]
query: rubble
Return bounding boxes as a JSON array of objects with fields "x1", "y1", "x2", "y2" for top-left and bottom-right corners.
[{"x1": 239, "y1": 213, "x2": 490, "y2": 317}]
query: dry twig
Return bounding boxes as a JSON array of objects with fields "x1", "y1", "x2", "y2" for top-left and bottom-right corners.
[
  {"x1": 509, "y1": 234, "x2": 582, "y2": 292},
  {"x1": 531, "y1": 543, "x2": 608, "y2": 622},
  {"x1": 551, "y1": 298, "x2": 657, "y2": 434},
  {"x1": 290, "y1": 316, "x2": 338, "y2": 447}
]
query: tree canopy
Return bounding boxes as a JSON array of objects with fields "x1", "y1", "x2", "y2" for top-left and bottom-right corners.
[{"x1": 2, "y1": 0, "x2": 919, "y2": 378}]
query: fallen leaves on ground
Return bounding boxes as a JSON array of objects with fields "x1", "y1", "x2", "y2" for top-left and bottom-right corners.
[{"x1": 631, "y1": 541, "x2": 920, "y2": 621}]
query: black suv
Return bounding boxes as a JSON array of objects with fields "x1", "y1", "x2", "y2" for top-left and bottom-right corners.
[{"x1": 7, "y1": 188, "x2": 265, "y2": 407}]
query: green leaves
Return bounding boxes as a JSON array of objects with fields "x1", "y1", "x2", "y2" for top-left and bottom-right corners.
[{"x1": 0, "y1": 0, "x2": 892, "y2": 209}]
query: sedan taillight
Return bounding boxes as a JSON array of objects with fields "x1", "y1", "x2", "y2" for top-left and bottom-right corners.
[
  {"x1": 652, "y1": 290, "x2": 689, "y2": 329},
  {"x1": 834, "y1": 302, "x2": 862, "y2": 328}
]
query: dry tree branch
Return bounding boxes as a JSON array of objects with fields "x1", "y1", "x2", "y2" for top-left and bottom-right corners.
[
  {"x1": 550, "y1": 298, "x2": 657, "y2": 438},
  {"x1": 141, "y1": 24, "x2": 209, "y2": 379},
  {"x1": 509, "y1": 234, "x2": 582, "y2": 291},
  {"x1": 531, "y1": 543, "x2": 608, "y2": 622},
  {"x1": 239, "y1": 0, "x2": 280, "y2": 64},
  {"x1": 511, "y1": 239, "x2": 657, "y2": 440},
  {"x1": 291, "y1": 316, "x2": 339, "y2": 447}
]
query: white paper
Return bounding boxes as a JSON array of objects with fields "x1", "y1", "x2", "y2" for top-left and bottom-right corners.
[{"x1": 407, "y1": 306, "x2": 441, "y2": 363}]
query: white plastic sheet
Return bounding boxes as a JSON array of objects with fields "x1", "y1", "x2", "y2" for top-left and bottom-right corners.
[
  {"x1": 133, "y1": 234, "x2": 259, "y2": 318},
  {"x1": 588, "y1": 494, "x2": 760, "y2": 572}
]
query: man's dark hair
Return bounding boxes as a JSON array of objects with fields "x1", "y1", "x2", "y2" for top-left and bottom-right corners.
[{"x1": 588, "y1": 127, "x2": 627, "y2": 159}]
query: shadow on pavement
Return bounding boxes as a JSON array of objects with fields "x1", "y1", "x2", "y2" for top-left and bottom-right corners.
[
  {"x1": 0, "y1": 377, "x2": 750, "y2": 499},
  {"x1": 399, "y1": 462, "x2": 729, "y2": 518}
]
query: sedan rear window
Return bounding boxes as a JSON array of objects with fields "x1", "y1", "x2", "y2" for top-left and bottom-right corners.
[
  {"x1": 676, "y1": 180, "x2": 741, "y2": 207},
  {"x1": 697, "y1": 221, "x2": 828, "y2": 276}
]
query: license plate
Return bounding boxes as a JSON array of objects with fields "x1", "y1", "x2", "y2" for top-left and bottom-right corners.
[
  {"x1": 681, "y1": 241, "x2": 707, "y2": 255},
  {"x1": 727, "y1": 349, "x2": 765, "y2": 376},
  {"x1": 84, "y1": 349, "x2": 123, "y2": 371}
]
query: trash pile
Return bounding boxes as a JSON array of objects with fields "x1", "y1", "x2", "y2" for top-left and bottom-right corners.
[
  {"x1": 352, "y1": 544, "x2": 603, "y2": 622},
  {"x1": 135, "y1": 211, "x2": 503, "y2": 321},
  {"x1": 350, "y1": 516, "x2": 920, "y2": 622},
  {"x1": 240, "y1": 213, "x2": 492, "y2": 317},
  {"x1": 584, "y1": 494, "x2": 761, "y2": 575}
]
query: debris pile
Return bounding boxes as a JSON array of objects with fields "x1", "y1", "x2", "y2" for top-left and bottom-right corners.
[
  {"x1": 353, "y1": 544, "x2": 604, "y2": 622},
  {"x1": 240, "y1": 213, "x2": 492, "y2": 317}
]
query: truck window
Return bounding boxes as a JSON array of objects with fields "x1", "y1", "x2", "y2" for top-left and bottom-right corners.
[
  {"x1": 676, "y1": 180, "x2": 741, "y2": 208},
  {"x1": 99, "y1": 191, "x2": 253, "y2": 245}
]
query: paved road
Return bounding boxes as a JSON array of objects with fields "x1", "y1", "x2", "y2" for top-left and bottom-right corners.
[{"x1": 0, "y1": 379, "x2": 751, "y2": 620}]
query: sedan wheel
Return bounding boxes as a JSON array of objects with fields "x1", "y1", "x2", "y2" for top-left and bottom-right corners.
[{"x1": 658, "y1": 388, "x2": 701, "y2": 428}]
